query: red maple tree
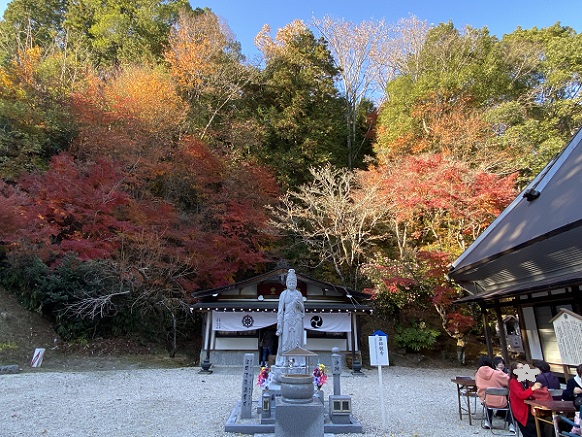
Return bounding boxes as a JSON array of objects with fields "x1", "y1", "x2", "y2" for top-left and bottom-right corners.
[{"x1": 366, "y1": 153, "x2": 518, "y2": 256}]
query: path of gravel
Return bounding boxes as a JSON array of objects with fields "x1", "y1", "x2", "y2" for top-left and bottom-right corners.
[{"x1": 1, "y1": 364, "x2": 495, "y2": 437}]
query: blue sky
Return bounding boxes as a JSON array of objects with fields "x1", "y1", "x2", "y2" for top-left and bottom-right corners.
[
  {"x1": 194, "y1": 0, "x2": 582, "y2": 59},
  {"x1": 0, "y1": 0, "x2": 581, "y2": 60}
]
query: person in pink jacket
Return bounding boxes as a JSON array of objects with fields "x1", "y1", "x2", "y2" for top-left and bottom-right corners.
[{"x1": 475, "y1": 355, "x2": 514, "y2": 432}]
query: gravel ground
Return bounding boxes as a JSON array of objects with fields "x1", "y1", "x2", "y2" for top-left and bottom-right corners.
[{"x1": 0, "y1": 364, "x2": 497, "y2": 437}]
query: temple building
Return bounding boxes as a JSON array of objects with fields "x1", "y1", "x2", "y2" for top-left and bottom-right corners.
[{"x1": 190, "y1": 267, "x2": 372, "y2": 366}]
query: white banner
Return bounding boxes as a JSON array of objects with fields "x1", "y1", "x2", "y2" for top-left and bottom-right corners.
[
  {"x1": 212, "y1": 311, "x2": 276, "y2": 331},
  {"x1": 304, "y1": 313, "x2": 351, "y2": 332},
  {"x1": 212, "y1": 311, "x2": 352, "y2": 332}
]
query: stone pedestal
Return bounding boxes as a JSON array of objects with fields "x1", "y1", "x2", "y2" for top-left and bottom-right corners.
[
  {"x1": 275, "y1": 397, "x2": 324, "y2": 437},
  {"x1": 329, "y1": 395, "x2": 352, "y2": 425}
]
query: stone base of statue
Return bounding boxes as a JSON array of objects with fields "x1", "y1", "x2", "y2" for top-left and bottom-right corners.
[
  {"x1": 226, "y1": 376, "x2": 363, "y2": 435},
  {"x1": 275, "y1": 395, "x2": 324, "y2": 437}
]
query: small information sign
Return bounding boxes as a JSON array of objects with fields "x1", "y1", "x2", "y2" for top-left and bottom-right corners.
[
  {"x1": 31, "y1": 348, "x2": 46, "y2": 368},
  {"x1": 551, "y1": 309, "x2": 582, "y2": 365},
  {"x1": 368, "y1": 334, "x2": 389, "y2": 366}
]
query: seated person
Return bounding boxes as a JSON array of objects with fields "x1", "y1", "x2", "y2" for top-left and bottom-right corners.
[
  {"x1": 475, "y1": 355, "x2": 513, "y2": 431},
  {"x1": 493, "y1": 356, "x2": 509, "y2": 374},
  {"x1": 555, "y1": 396, "x2": 582, "y2": 436},
  {"x1": 533, "y1": 359, "x2": 561, "y2": 389},
  {"x1": 563, "y1": 364, "x2": 582, "y2": 402},
  {"x1": 509, "y1": 361, "x2": 544, "y2": 437}
]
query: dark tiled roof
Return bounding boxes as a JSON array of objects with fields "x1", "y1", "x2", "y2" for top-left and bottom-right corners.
[{"x1": 450, "y1": 127, "x2": 582, "y2": 300}]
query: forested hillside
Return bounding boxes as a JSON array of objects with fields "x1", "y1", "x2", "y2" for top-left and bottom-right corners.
[{"x1": 0, "y1": 0, "x2": 580, "y2": 357}]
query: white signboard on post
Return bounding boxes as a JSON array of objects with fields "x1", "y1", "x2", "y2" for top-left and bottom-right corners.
[
  {"x1": 369, "y1": 333, "x2": 389, "y2": 430},
  {"x1": 369, "y1": 335, "x2": 389, "y2": 366}
]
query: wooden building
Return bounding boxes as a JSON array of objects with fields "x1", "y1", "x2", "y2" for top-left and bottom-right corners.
[
  {"x1": 190, "y1": 268, "x2": 372, "y2": 366},
  {"x1": 448, "y1": 127, "x2": 582, "y2": 376}
]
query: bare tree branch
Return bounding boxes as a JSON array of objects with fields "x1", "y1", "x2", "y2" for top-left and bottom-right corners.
[
  {"x1": 268, "y1": 164, "x2": 389, "y2": 289},
  {"x1": 64, "y1": 290, "x2": 130, "y2": 320}
]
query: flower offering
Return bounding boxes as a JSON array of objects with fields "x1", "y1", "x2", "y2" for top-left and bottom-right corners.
[
  {"x1": 257, "y1": 365, "x2": 269, "y2": 388},
  {"x1": 313, "y1": 363, "x2": 328, "y2": 389}
]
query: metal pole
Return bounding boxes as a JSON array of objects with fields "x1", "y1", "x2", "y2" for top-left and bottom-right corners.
[{"x1": 378, "y1": 365, "x2": 386, "y2": 429}]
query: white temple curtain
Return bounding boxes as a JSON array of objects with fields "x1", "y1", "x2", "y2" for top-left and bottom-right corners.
[
  {"x1": 212, "y1": 311, "x2": 276, "y2": 331},
  {"x1": 212, "y1": 311, "x2": 351, "y2": 332},
  {"x1": 304, "y1": 313, "x2": 351, "y2": 332}
]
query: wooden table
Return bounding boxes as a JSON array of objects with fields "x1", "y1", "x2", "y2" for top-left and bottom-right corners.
[
  {"x1": 524, "y1": 399, "x2": 576, "y2": 437},
  {"x1": 451, "y1": 377, "x2": 478, "y2": 425}
]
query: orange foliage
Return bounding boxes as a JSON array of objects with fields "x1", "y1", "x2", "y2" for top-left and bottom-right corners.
[
  {"x1": 412, "y1": 94, "x2": 490, "y2": 158},
  {"x1": 106, "y1": 66, "x2": 188, "y2": 134},
  {"x1": 165, "y1": 11, "x2": 225, "y2": 90},
  {"x1": 72, "y1": 67, "x2": 187, "y2": 133},
  {"x1": 11, "y1": 47, "x2": 43, "y2": 88},
  {"x1": 377, "y1": 92, "x2": 509, "y2": 170},
  {"x1": 70, "y1": 66, "x2": 188, "y2": 173},
  {"x1": 0, "y1": 46, "x2": 46, "y2": 123}
]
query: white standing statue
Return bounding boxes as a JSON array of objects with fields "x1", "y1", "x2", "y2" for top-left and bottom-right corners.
[{"x1": 275, "y1": 269, "x2": 305, "y2": 366}]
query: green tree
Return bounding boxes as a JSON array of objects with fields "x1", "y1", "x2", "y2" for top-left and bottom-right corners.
[
  {"x1": 375, "y1": 23, "x2": 509, "y2": 166},
  {"x1": 0, "y1": 44, "x2": 77, "y2": 180},
  {"x1": 375, "y1": 22, "x2": 582, "y2": 181},
  {"x1": 64, "y1": 0, "x2": 191, "y2": 66},
  {"x1": 253, "y1": 20, "x2": 347, "y2": 189},
  {"x1": 0, "y1": 0, "x2": 67, "y2": 53},
  {"x1": 493, "y1": 24, "x2": 582, "y2": 181}
]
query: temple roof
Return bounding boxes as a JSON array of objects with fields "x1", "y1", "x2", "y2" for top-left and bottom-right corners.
[
  {"x1": 449, "y1": 127, "x2": 582, "y2": 302},
  {"x1": 191, "y1": 267, "x2": 373, "y2": 313}
]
